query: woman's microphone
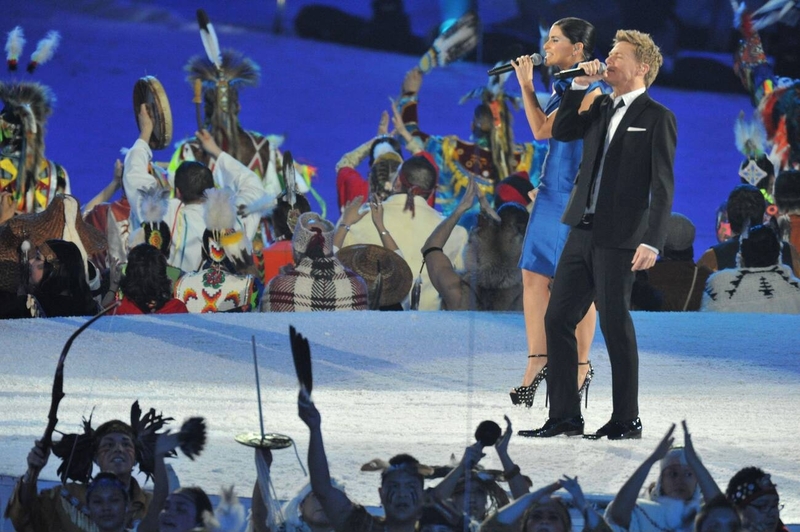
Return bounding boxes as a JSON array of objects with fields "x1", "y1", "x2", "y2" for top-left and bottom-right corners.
[{"x1": 487, "y1": 53, "x2": 543, "y2": 76}]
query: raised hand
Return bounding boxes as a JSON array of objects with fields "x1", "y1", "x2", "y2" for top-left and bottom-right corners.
[
  {"x1": 138, "y1": 103, "x2": 154, "y2": 142},
  {"x1": 298, "y1": 389, "x2": 321, "y2": 430},
  {"x1": 651, "y1": 423, "x2": 676, "y2": 462},
  {"x1": 511, "y1": 54, "x2": 536, "y2": 92},
  {"x1": 341, "y1": 195, "x2": 369, "y2": 227},
  {"x1": 401, "y1": 68, "x2": 423, "y2": 95},
  {"x1": 196, "y1": 129, "x2": 223, "y2": 158}
]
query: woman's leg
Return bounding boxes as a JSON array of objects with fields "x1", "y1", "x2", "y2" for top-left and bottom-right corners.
[
  {"x1": 520, "y1": 269, "x2": 551, "y2": 385},
  {"x1": 576, "y1": 302, "x2": 597, "y2": 387}
]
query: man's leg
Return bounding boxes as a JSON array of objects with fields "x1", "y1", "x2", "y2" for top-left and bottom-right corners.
[
  {"x1": 544, "y1": 229, "x2": 596, "y2": 419},
  {"x1": 592, "y1": 246, "x2": 638, "y2": 421}
]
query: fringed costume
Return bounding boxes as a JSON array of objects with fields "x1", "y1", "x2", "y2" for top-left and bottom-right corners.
[
  {"x1": 397, "y1": 75, "x2": 546, "y2": 217},
  {"x1": 168, "y1": 12, "x2": 324, "y2": 251}
]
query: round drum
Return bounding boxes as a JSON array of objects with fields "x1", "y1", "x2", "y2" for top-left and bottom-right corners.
[{"x1": 133, "y1": 76, "x2": 173, "y2": 150}]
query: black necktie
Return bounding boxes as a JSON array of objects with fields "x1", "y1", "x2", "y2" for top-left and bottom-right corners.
[{"x1": 586, "y1": 99, "x2": 626, "y2": 209}]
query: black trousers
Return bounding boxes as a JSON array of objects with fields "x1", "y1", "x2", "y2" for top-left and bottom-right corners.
[{"x1": 544, "y1": 226, "x2": 639, "y2": 421}]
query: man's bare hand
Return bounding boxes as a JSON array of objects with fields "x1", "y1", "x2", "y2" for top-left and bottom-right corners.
[
  {"x1": 631, "y1": 245, "x2": 657, "y2": 271},
  {"x1": 401, "y1": 68, "x2": 423, "y2": 95},
  {"x1": 196, "y1": 129, "x2": 222, "y2": 158},
  {"x1": 573, "y1": 59, "x2": 607, "y2": 86},
  {"x1": 26, "y1": 439, "x2": 50, "y2": 472},
  {"x1": 0, "y1": 191, "x2": 15, "y2": 225},
  {"x1": 138, "y1": 103, "x2": 154, "y2": 143}
]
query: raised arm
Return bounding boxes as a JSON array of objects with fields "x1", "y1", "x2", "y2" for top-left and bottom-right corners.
[
  {"x1": 431, "y1": 442, "x2": 484, "y2": 504},
  {"x1": 480, "y1": 481, "x2": 562, "y2": 530},
  {"x1": 422, "y1": 177, "x2": 477, "y2": 309},
  {"x1": 297, "y1": 390, "x2": 355, "y2": 531},
  {"x1": 494, "y1": 416, "x2": 529, "y2": 499},
  {"x1": 334, "y1": 195, "x2": 368, "y2": 251},
  {"x1": 606, "y1": 424, "x2": 676, "y2": 529},
  {"x1": 124, "y1": 104, "x2": 161, "y2": 227},
  {"x1": 136, "y1": 432, "x2": 180, "y2": 532},
  {"x1": 370, "y1": 195, "x2": 401, "y2": 254},
  {"x1": 681, "y1": 420, "x2": 722, "y2": 501},
  {"x1": 84, "y1": 160, "x2": 124, "y2": 214}
]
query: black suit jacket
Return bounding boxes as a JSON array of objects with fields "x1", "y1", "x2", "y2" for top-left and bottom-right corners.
[{"x1": 552, "y1": 88, "x2": 676, "y2": 251}]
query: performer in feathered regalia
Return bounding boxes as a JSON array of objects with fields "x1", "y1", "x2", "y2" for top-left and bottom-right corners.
[
  {"x1": 731, "y1": 1, "x2": 800, "y2": 173},
  {"x1": 1, "y1": 27, "x2": 69, "y2": 220},
  {"x1": 168, "y1": 10, "x2": 322, "y2": 250}
]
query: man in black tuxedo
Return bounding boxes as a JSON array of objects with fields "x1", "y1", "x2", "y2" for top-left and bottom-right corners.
[{"x1": 519, "y1": 30, "x2": 676, "y2": 440}]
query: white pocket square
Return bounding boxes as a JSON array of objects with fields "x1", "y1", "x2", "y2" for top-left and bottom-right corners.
[{"x1": 627, "y1": 127, "x2": 646, "y2": 132}]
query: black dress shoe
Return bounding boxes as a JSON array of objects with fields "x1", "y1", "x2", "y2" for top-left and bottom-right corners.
[
  {"x1": 518, "y1": 416, "x2": 584, "y2": 438},
  {"x1": 583, "y1": 418, "x2": 642, "y2": 440}
]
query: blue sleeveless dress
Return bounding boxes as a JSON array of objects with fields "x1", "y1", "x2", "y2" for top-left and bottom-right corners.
[{"x1": 518, "y1": 77, "x2": 604, "y2": 276}]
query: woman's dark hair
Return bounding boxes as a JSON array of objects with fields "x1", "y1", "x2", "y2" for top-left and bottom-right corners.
[
  {"x1": 368, "y1": 136, "x2": 403, "y2": 167},
  {"x1": 120, "y1": 244, "x2": 173, "y2": 313},
  {"x1": 554, "y1": 17, "x2": 596, "y2": 60},
  {"x1": 174, "y1": 161, "x2": 214, "y2": 203},
  {"x1": 727, "y1": 184, "x2": 766, "y2": 234},
  {"x1": 774, "y1": 169, "x2": 800, "y2": 213},
  {"x1": 36, "y1": 239, "x2": 96, "y2": 316},
  {"x1": 695, "y1": 495, "x2": 742, "y2": 532},
  {"x1": 740, "y1": 224, "x2": 780, "y2": 268},
  {"x1": 369, "y1": 156, "x2": 402, "y2": 201},
  {"x1": 272, "y1": 193, "x2": 311, "y2": 240}
]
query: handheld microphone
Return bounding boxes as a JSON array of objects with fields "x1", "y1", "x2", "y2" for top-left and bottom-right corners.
[
  {"x1": 487, "y1": 53, "x2": 543, "y2": 76},
  {"x1": 553, "y1": 63, "x2": 607, "y2": 80}
]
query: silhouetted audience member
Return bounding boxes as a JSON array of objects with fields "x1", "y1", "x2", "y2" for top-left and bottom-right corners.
[
  {"x1": 697, "y1": 184, "x2": 799, "y2": 276},
  {"x1": 423, "y1": 178, "x2": 527, "y2": 311},
  {"x1": 0, "y1": 239, "x2": 99, "y2": 319},
  {"x1": 631, "y1": 213, "x2": 712, "y2": 311},
  {"x1": 113, "y1": 244, "x2": 188, "y2": 315},
  {"x1": 702, "y1": 224, "x2": 800, "y2": 313},
  {"x1": 774, "y1": 169, "x2": 800, "y2": 255},
  {"x1": 726, "y1": 467, "x2": 788, "y2": 532}
]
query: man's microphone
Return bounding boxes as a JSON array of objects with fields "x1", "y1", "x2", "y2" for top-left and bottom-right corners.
[
  {"x1": 554, "y1": 62, "x2": 607, "y2": 80},
  {"x1": 487, "y1": 53, "x2": 543, "y2": 76}
]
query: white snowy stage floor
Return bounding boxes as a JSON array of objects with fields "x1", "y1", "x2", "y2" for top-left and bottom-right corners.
[{"x1": 1, "y1": 311, "x2": 798, "y2": 530}]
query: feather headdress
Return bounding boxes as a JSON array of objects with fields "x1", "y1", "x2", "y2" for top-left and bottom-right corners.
[
  {"x1": 0, "y1": 81, "x2": 56, "y2": 194},
  {"x1": 196, "y1": 9, "x2": 222, "y2": 69},
  {"x1": 5, "y1": 26, "x2": 25, "y2": 71}
]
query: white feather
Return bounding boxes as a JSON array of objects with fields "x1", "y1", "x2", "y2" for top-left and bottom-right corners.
[
  {"x1": 30, "y1": 31, "x2": 60, "y2": 65},
  {"x1": 137, "y1": 186, "x2": 170, "y2": 224},
  {"x1": 733, "y1": 110, "x2": 767, "y2": 157},
  {"x1": 203, "y1": 188, "x2": 236, "y2": 231},
  {"x1": 204, "y1": 486, "x2": 246, "y2": 532},
  {"x1": 200, "y1": 24, "x2": 222, "y2": 68},
  {"x1": 5, "y1": 26, "x2": 25, "y2": 60},
  {"x1": 239, "y1": 191, "x2": 277, "y2": 218}
]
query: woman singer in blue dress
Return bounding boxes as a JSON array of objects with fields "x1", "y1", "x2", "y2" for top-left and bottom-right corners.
[{"x1": 509, "y1": 17, "x2": 605, "y2": 408}]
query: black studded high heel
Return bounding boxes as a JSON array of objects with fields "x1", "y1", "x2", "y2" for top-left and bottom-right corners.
[
  {"x1": 510, "y1": 355, "x2": 547, "y2": 408},
  {"x1": 577, "y1": 360, "x2": 594, "y2": 408}
]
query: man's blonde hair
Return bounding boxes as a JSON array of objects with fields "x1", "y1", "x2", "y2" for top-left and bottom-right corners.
[{"x1": 613, "y1": 30, "x2": 663, "y2": 87}]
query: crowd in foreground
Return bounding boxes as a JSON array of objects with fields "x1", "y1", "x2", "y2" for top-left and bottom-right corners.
[{"x1": 3, "y1": 389, "x2": 790, "y2": 532}]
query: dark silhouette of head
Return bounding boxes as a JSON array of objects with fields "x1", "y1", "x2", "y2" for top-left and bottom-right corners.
[
  {"x1": 120, "y1": 244, "x2": 174, "y2": 313},
  {"x1": 272, "y1": 193, "x2": 312, "y2": 241},
  {"x1": 774, "y1": 169, "x2": 800, "y2": 214},
  {"x1": 554, "y1": 17, "x2": 596, "y2": 60},
  {"x1": 471, "y1": 103, "x2": 494, "y2": 139},
  {"x1": 174, "y1": 161, "x2": 214, "y2": 204},
  {"x1": 740, "y1": 224, "x2": 780, "y2": 268},
  {"x1": 36, "y1": 240, "x2": 93, "y2": 309},
  {"x1": 727, "y1": 184, "x2": 766, "y2": 235},
  {"x1": 369, "y1": 155, "x2": 402, "y2": 201}
]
